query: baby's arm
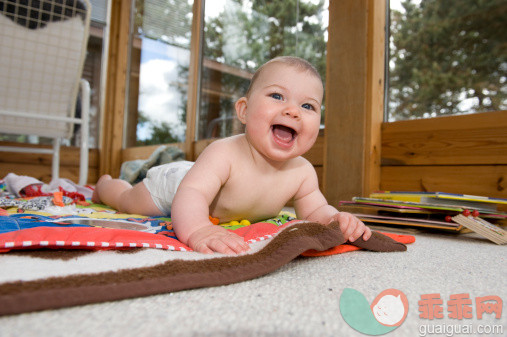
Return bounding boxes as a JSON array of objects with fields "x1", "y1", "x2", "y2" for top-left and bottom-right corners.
[
  {"x1": 293, "y1": 163, "x2": 371, "y2": 242},
  {"x1": 171, "y1": 141, "x2": 250, "y2": 254}
]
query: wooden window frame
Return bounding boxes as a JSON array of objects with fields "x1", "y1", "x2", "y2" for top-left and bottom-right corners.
[{"x1": 323, "y1": 0, "x2": 385, "y2": 204}]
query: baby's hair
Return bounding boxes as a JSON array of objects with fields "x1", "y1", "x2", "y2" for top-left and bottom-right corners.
[{"x1": 245, "y1": 56, "x2": 322, "y2": 97}]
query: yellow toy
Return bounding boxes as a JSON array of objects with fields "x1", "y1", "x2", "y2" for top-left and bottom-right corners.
[{"x1": 223, "y1": 219, "x2": 251, "y2": 227}]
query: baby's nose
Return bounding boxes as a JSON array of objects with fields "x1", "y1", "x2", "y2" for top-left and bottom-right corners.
[{"x1": 282, "y1": 106, "x2": 301, "y2": 119}]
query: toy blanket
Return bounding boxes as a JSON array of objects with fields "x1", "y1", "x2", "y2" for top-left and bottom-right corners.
[
  {"x1": 0, "y1": 200, "x2": 299, "y2": 252},
  {"x1": 0, "y1": 197, "x2": 414, "y2": 316}
]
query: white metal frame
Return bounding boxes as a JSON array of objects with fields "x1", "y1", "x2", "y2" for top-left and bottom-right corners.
[{"x1": 0, "y1": 0, "x2": 92, "y2": 185}]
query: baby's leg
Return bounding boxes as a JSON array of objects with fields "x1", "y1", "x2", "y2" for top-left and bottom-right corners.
[
  {"x1": 91, "y1": 175, "x2": 115, "y2": 204},
  {"x1": 92, "y1": 175, "x2": 163, "y2": 216}
]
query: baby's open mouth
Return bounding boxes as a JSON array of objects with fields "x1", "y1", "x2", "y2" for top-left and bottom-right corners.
[{"x1": 272, "y1": 124, "x2": 297, "y2": 144}]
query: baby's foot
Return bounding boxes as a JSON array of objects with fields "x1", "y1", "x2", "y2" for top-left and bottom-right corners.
[{"x1": 91, "y1": 174, "x2": 112, "y2": 204}]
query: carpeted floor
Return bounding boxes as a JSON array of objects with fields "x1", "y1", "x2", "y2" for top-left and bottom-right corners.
[{"x1": 0, "y1": 228, "x2": 505, "y2": 337}]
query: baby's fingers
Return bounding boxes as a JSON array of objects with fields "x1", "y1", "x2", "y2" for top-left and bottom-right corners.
[
  {"x1": 348, "y1": 221, "x2": 372, "y2": 242},
  {"x1": 348, "y1": 221, "x2": 365, "y2": 242},
  {"x1": 204, "y1": 235, "x2": 249, "y2": 255},
  {"x1": 193, "y1": 241, "x2": 216, "y2": 254},
  {"x1": 338, "y1": 218, "x2": 354, "y2": 241},
  {"x1": 206, "y1": 238, "x2": 237, "y2": 255},
  {"x1": 194, "y1": 238, "x2": 235, "y2": 254},
  {"x1": 362, "y1": 226, "x2": 372, "y2": 241},
  {"x1": 223, "y1": 234, "x2": 250, "y2": 254}
]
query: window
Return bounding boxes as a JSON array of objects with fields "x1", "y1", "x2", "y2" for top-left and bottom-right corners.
[
  {"x1": 125, "y1": 0, "x2": 329, "y2": 146},
  {"x1": 386, "y1": 0, "x2": 506, "y2": 121},
  {"x1": 198, "y1": 0, "x2": 328, "y2": 140},
  {"x1": 124, "y1": 0, "x2": 193, "y2": 147}
]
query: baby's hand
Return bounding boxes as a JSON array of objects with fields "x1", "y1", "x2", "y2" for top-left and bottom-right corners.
[
  {"x1": 330, "y1": 212, "x2": 372, "y2": 242},
  {"x1": 187, "y1": 225, "x2": 250, "y2": 254}
]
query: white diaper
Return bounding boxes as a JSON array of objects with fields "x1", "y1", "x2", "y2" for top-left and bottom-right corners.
[{"x1": 143, "y1": 161, "x2": 194, "y2": 215}]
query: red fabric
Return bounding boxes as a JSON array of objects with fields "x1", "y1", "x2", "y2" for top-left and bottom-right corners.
[
  {"x1": 0, "y1": 220, "x2": 300, "y2": 253},
  {"x1": 19, "y1": 184, "x2": 86, "y2": 203},
  {"x1": 0, "y1": 226, "x2": 187, "y2": 252}
]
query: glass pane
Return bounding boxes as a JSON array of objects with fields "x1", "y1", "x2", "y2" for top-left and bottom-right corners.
[
  {"x1": 125, "y1": 0, "x2": 193, "y2": 147},
  {"x1": 387, "y1": 0, "x2": 506, "y2": 122},
  {"x1": 198, "y1": 0, "x2": 328, "y2": 140}
]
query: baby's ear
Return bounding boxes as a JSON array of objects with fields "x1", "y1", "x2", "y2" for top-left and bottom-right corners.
[{"x1": 235, "y1": 97, "x2": 248, "y2": 124}]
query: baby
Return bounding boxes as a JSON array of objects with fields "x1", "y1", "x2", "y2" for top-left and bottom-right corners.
[{"x1": 92, "y1": 56, "x2": 371, "y2": 254}]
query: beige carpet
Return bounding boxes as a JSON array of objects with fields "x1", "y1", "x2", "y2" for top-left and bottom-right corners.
[{"x1": 0, "y1": 228, "x2": 505, "y2": 337}]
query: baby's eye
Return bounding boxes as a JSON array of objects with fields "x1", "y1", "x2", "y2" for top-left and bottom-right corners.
[
  {"x1": 302, "y1": 103, "x2": 315, "y2": 111},
  {"x1": 270, "y1": 93, "x2": 283, "y2": 100}
]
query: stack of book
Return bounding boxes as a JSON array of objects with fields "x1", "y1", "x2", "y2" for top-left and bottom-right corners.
[{"x1": 338, "y1": 191, "x2": 507, "y2": 244}]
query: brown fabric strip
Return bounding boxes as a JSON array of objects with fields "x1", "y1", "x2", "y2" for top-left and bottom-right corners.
[
  {"x1": 350, "y1": 231, "x2": 408, "y2": 252},
  {"x1": 0, "y1": 222, "x2": 406, "y2": 316}
]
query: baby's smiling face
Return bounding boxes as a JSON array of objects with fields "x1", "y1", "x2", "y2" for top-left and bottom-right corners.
[{"x1": 235, "y1": 62, "x2": 323, "y2": 163}]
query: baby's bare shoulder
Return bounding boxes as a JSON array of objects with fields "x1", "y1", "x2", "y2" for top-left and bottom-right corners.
[
  {"x1": 201, "y1": 135, "x2": 244, "y2": 156},
  {"x1": 288, "y1": 156, "x2": 315, "y2": 172}
]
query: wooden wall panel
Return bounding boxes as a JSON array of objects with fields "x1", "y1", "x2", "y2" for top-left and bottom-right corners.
[
  {"x1": 0, "y1": 163, "x2": 99, "y2": 185},
  {"x1": 303, "y1": 136, "x2": 324, "y2": 166},
  {"x1": 0, "y1": 142, "x2": 99, "y2": 184},
  {"x1": 382, "y1": 111, "x2": 507, "y2": 166},
  {"x1": 381, "y1": 165, "x2": 507, "y2": 199},
  {"x1": 122, "y1": 143, "x2": 185, "y2": 162},
  {"x1": 380, "y1": 111, "x2": 507, "y2": 199}
]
